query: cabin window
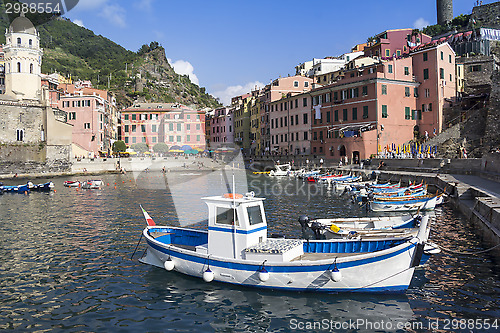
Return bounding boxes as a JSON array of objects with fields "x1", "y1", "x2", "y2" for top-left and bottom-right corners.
[
  {"x1": 216, "y1": 207, "x2": 239, "y2": 226},
  {"x1": 247, "y1": 206, "x2": 263, "y2": 226}
]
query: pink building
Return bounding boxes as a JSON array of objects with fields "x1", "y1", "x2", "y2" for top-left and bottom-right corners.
[
  {"x1": 310, "y1": 56, "x2": 419, "y2": 162},
  {"x1": 260, "y1": 75, "x2": 313, "y2": 154},
  {"x1": 411, "y1": 42, "x2": 456, "y2": 135},
  {"x1": 60, "y1": 89, "x2": 114, "y2": 157},
  {"x1": 269, "y1": 92, "x2": 311, "y2": 155},
  {"x1": 121, "y1": 103, "x2": 206, "y2": 151},
  {"x1": 364, "y1": 29, "x2": 432, "y2": 59},
  {"x1": 207, "y1": 106, "x2": 234, "y2": 148}
]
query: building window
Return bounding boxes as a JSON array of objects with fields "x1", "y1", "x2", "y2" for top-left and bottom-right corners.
[
  {"x1": 382, "y1": 85, "x2": 387, "y2": 95},
  {"x1": 334, "y1": 110, "x2": 339, "y2": 122},
  {"x1": 334, "y1": 91, "x2": 338, "y2": 100},
  {"x1": 418, "y1": 110, "x2": 422, "y2": 120},
  {"x1": 124, "y1": 125, "x2": 129, "y2": 132},
  {"x1": 141, "y1": 125, "x2": 146, "y2": 132},
  {"x1": 363, "y1": 106, "x2": 369, "y2": 119},
  {"x1": 423, "y1": 68, "x2": 429, "y2": 80},
  {"x1": 295, "y1": 99, "x2": 298, "y2": 108},
  {"x1": 30, "y1": 63, "x2": 33, "y2": 74},
  {"x1": 352, "y1": 107, "x2": 357, "y2": 120},
  {"x1": 124, "y1": 114, "x2": 129, "y2": 120},
  {"x1": 440, "y1": 51, "x2": 444, "y2": 60},
  {"x1": 69, "y1": 112, "x2": 76, "y2": 120},
  {"x1": 440, "y1": 68, "x2": 445, "y2": 79},
  {"x1": 425, "y1": 88, "x2": 430, "y2": 98},
  {"x1": 405, "y1": 87, "x2": 410, "y2": 97},
  {"x1": 449, "y1": 54, "x2": 452, "y2": 63},
  {"x1": 132, "y1": 114, "x2": 136, "y2": 120},
  {"x1": 132, "y1": 125, "x2": 136, "y2": 132},
  {"x1": 152, "y1": 137, "x2": 157, "y2": 143},
  {"x1": 405, "y1": 107, "x2": 411, "y2": 119},
  {"x1": 303, "y1": 98, "x2": 307, "y2": 107},
  {"x1": 17, "y1": 62, "x2": 21, "y2": 72},
  {"x1": 142, "y1": 137, "x2": 146, "y2": 143},
  {"x1": 186, "y1": 124, "x2": 191, "y2": 130},
  {"x1": 293, "y1": 81, "x2": 299, "y2": 87},
  {"x1": 303, "y1": 113, "x2": 308, "y2": 124},
  {"x1": 16, "y1": 129, "x2": 24, "y2": 141},
  {"x1": 177, "y1": 135, "x2": 181, "y2": 142},
  {"x1": 388, "y1": 64, "x2": 393, "y2": 73},
  {"x1": 423, "y1": 52, "x2": 428, "y2": 61},
  {"x1": 132, "y1": 137, "x2": 136, "y2": 143},
  {"x1": 125, "y1": 137, "x2": 129, "y2": 144},
  {"x1": 304, "y1": 81, "x2": 309, "y2": 87},
  {"x1": 404, "y1": 67, "x2": 409, "y2": 75},
  {"x1": 469, "y1": 65, "x2": 482, "y2": 72},
  {"x1": 381, "y1": 105, "x2": 388, "y2": 118},
  {"x1": 177, "y1": 124, "x2": 181, "y2": 131},
  {"x1": 152, "y1": 125, "x2": 157, "y2": 132},
  {"x1": 362, "y1": 86, "x2": 368, "y2": 96},
  {"x1": 295, "y1": 114, "x2": 298, "y2": 125},
  {"x1": 343, "y1": 109, "x2": 348, "y2": 121},
  {"x1": 169, "y1": 135, "x2": 174, "y2": 142},
  {"x1": 84, "y1": 123, "x2": 91, "y2": 129},
  {"x1": 186, "y1": 135, "x2": 190, "y2": 142},
  {"x1": 326, "y1": 111, "x2": 331, "y2": 123},
  {"x1": 385, "y1": 49, "x2": 390, "y2": 57},
  {"x1": 414, "y1": 87, "x2": 419, "y2": 97},
  {"x1": 429, "y1": 103, "x2": 432, "y2": 111}
]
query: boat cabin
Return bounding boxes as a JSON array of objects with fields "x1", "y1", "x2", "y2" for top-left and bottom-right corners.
[
  {"x1": 203, "y1": 193, "x2": 306, "y2": 262},
  {"x1": 203, "y1": 193, "x2": 268, "y2": 260}
]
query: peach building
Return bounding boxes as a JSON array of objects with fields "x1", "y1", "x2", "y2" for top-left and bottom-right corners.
[
  {"x1": 120, "y1": 103, "x2": 206, "y2": 151},
  {"x1": 269, "y1": 92, "x2": 311, "y2": 155},
  {"x1": 364, "y1": 29, "x2": 432, "y2": 59},
  {"x1": 207, "y1": 106, "x2": 234, "y2": 148}
]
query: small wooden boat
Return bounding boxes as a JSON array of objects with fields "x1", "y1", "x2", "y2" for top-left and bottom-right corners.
[
  {"x1": 1, "y1": 183, "x2": 31, "y2": 194},
  {"x1": 139, "y1": 192, "x2": 432, "y2": 293},
  {"x1": 64, "y1": 180, "x2": 80, "y2": 187},
  {"x1": 370, "y1": 194, "x2": 441, "y2": 212},
  {"x1": 31, "y1": 181, "x2": 55, "y2": 192},
  {"x1": 298, "y1": 215, "x2": 423, "y2": 240},
  {"x1": 81, "y1": 180, "x2": 103, "y2": 189},
  {"x1": 269, "y1": 164, "x2": 291, "y2": 176}
]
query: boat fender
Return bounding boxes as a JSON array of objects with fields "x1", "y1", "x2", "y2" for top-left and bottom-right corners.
[
  {"x1": 423, "y1": 242, "x2": 441, "y2": 255},
  {"x1": 330, "y1": 267, "x2": 342, "y2": 282},
  {"x1": 164, "y1": 258, "x2": 175, "y2": 271},
  {"x1": 203, "y1": 268, "x2": 215, "y2": 282},
  {"x1": 330, "y1": 224, "x2": 340, "y2": 233},
  {"x1": 258, "y1": 267, "x2": 270, "y2": 282}
]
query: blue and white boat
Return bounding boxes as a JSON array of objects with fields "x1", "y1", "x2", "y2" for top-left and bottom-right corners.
[
  {"x1": 30, "y1": 181, "x2": 55, "y2": 192},
  {"x1": 1, "y1": 182, "x2": 31, "y2": 194},
  {"x1": 139, "y1": 192, "x2": 431, "y2": 293},
  {"x1": 370, "y1": 194, "x2": 441, "y2": 212}
]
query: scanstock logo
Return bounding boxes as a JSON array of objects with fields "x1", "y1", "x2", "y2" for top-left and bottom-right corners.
[{"x1": 3, "y1": 0, "x2": 80, "y2": 26}]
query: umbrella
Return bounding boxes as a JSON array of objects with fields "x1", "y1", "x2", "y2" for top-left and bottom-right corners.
[
  {"x1": 181, "y1": 145, "x2": 192, "y2": 151},
  {"x1": 191, "y1": 149, "x2": 199, "y2": 154},
  {"x1": 169, "y1": 145, "x2": 181, "y2": 150},
  {"x1": 169, "y1": 149, "x2": 184, "y2": 153}
]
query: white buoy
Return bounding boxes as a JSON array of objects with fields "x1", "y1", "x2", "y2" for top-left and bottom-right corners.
[
  {"x1": 164, "y1": 258, "x2": 175, "y2": 271},
  {"x1": 203, "y1": 268, "x2": 215, "y2": 282},
  {"x1": 258, "y1": 268, "x2": 270, "y2": 282},
  {"x1": 330, "y1": 267, "x2": 342, "y2": 282}
]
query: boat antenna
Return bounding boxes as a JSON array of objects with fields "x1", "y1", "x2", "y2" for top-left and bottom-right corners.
[{"x1": 232, "y1": 166, "x2": 237, "y2": 259}]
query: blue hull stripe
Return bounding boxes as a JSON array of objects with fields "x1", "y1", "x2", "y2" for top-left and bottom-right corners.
[
  {"x1": 147, "y1": 239, "x2": 415, "y2": 273},
  {"x1": 208, "y1": 225, "x2": 267, "y2": 234}
]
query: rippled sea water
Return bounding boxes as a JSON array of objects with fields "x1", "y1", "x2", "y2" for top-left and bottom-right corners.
[{"x1": 0, "y1": 172, "x2": 499, "y2": 332}]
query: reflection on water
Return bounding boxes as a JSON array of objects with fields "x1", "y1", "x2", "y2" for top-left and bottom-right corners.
[{"x1": 0, "y1": 172, "x2": 499, "y2": 331}]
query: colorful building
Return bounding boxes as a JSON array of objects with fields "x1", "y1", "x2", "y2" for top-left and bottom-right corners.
[
  {"x1": 207, "y1": 106, "x2": 234, "y2": 148},
  {"x1": 269, "y1": 91, "x2": 311, "y2": 155},
  {"x1": 364, "y1": 29, "x2": 432, "y2": 59},
  {"x1": 120, "y1": 102, "x2": 206, "y2": 151},
  {"x1": 232, "y1": 93, "x2": 252, "y2": 155}
]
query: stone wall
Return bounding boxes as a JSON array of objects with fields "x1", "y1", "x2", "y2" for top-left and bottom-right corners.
[
  {"x1": 472, "y1": 2, "x2": 500, "y2": 29},
  {"x1": 0, "y1": 144, "x2": 71, "y2": 175},
  {"x1": 0, "y1": 103, "x2": 44, "y2": 144},
  {"x1": 458, "y1": 55, "x2": 495, "y2": 95}
]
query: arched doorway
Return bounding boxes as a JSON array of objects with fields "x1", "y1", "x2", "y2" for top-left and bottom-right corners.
[
  {"x1": 352, "y1": 151, "x2": 360, "y2": 164},
  {"x1": 338, "y1": 145, "x2": 346, "y2": 157}
]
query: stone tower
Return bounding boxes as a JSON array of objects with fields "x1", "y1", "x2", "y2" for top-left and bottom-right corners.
[
  {"x1": 437, "y1": 0, "x2": 454, "y2": 26},
  {"x1": 4, "y1": 13, "x2": 43, "y2": 101}
]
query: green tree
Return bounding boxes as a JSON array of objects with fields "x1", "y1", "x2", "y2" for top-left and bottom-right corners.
[
  {"x1": 112, "y1": 140, "x2": 127, "y2": 153},
  {"x1": 153, "y1": 142, "x2": 169, "y2": 153},
  {"x1": 131, "y1": 142, "x2": 149, "y2": 153}
]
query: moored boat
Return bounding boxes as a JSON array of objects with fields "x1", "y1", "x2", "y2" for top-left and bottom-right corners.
[
  {"x1": 1, "y1": 182, "x2": 31, "y2": 194},
  {"x1": 64, "y1": 180, "x2": 80, "y2": 187},
  {"x1": 370, "y1": 194, "x2": 441, "y2": 212},
  {"x1": 139, "y1": 192, "x2": 431, "y2": 293},
  {"x1": 269, "y1": 164, "x2": 291, "y2": 176},
  {"x1": 31, "y1": 181, "x2": 55, "y2": 192},
  {"x1": 81, "y1": 180, "x2": 103, "y2": 189}
]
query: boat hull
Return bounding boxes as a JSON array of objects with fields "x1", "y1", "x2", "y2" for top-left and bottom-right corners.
[
  {"x1": 370, "y1": 196, "x2": 439, "y2": 212},
  {"x1": 140, "y1": 229, "x2": 425, "y2": 293}
]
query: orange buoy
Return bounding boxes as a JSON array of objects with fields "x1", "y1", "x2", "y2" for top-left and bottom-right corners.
[
  {"x1": 54, "y1": 190, "x2": 57, "y2": 193},
  {"x1": 223, "y1": 193, "x2": 243, "y2": 199},
  {"x1": 107, "y1": 183, "x2": 110, "y2": 186},
  {"x1": 114, "y1": 182, "x2": 117, "y2": 185},
  {"x1": 114, "y1": 186, "x2": 117, "y2": 189},
  {"x1": 122, "y1": 181, "x2": 125, "y2": 183}
]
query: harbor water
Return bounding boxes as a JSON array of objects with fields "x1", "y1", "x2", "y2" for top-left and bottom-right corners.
[{"x1": 0, "y1": 172, "x2": 499, "y2": 332}]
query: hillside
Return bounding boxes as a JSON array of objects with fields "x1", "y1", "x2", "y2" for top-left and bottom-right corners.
[{"x1": 0, "y1": 5, "x2": 220, "y2": 109}]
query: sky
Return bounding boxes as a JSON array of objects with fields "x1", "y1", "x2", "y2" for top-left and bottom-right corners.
[{"x1": 63, "y1": 0, "x2": 491, "y2": 105}]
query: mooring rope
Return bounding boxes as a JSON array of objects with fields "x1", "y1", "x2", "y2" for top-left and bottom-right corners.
[{"x1": 435, "y1": 242, "x2": 500, "y2": 256}]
